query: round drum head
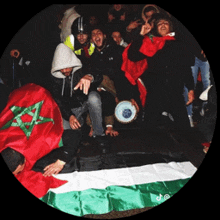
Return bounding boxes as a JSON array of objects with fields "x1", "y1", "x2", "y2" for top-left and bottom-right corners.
[{"x1": 115, "y1": 101, "x2": 137, "y2": 124}]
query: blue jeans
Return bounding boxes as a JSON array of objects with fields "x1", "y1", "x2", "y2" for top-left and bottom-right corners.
[
  {"x1": 184, "y1": 57, "x2": 210, "y2": 116},
  {"x1": 192, "y1": 57, "x2": 210, "y2": 90},
  {"x1": 63, "y1": 91, "x2": 104, "y2": 136}
]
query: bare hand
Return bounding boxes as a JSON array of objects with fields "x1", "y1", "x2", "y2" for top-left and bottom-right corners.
[
  {"x1": 69, "y1": 115, "x2": 81, "y2": 130},
  {"x1": 186, "y1": 90, "x2": 195, "y2": 105},
  {"x1": 108, "y1": 13, "x2": 115, "y2": 22},
  {"x1": 105, "y1": 127, "x2": 119, "y2": 137},
  {"x1": 140, "y1": 22, "x2": 152, "y2": 36},
  {"x1": 43, "y1": 160, "x2": 66, "y2": 177},
  {"x1": 74, "y1": 75, "x2": 93, "y2": 95},
  {"x1": 201, "y1": 50, "x2": 206, "y2": 58},
  {"x1": 120, "y1": 13, "x2": 125, "y2": 21},
  {"x1": 127, "y1": 19, "x2": 142, "y2": 32}
]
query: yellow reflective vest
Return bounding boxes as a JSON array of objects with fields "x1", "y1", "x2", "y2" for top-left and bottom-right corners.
[{"x1": 64, "y1": 34, "x2": 95, "y2": 56}]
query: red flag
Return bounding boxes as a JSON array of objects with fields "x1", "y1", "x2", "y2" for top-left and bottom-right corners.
[
  {"x1": 121, "y1": 35, "x2": 175, "y2": 107},
  {"x1": 0, "y1": 83, "x2": 67, "y2": 198}
]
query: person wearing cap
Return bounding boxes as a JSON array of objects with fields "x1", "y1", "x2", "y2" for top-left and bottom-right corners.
[{"x1": 64, "y1": 17, "x2": 95, "y2": 61}]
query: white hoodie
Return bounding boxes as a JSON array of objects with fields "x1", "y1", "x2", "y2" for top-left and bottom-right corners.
[{"x1": 51, "y1": 43, "x2": 82, "y2": 79}]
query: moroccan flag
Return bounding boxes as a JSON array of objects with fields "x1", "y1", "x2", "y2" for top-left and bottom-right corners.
[
  {"x1": 0, "y1": 83, "x2": 67, "y2": 198},
  {"x1": 40, "y1": 152, "x2": 197, "y2": 216}
]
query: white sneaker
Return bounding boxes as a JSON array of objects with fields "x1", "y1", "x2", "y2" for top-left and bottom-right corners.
[{"x1": 188, "y1": 115, "x2": 194, "y2": 127}]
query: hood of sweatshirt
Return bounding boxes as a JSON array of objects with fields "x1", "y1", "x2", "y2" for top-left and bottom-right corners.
[{"x1": 51, "y1": 43, "x2": 82, "y2": 79}]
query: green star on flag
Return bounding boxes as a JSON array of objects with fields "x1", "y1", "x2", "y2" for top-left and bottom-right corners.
[{"x1": 1, "y1": 101, "x2": 54, "y2": 139}]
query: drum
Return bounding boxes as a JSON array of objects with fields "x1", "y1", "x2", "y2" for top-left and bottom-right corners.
[{"x1": 114, "y1": 101, "x2": 137, "y2": 124}]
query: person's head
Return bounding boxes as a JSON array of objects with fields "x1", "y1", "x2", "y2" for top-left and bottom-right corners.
[
  {"x1": 1, "y1": 148, "x2": 25, "y2": 175},
  {"x1": 142, "y1": 5, "x2": 159, "y2": 22},
  {"x1": 111, "y1": 31, "x2": 122, "y2": 45},
  {"x1": 91, "y1": 26, "x2": 106, "y2": 50},
  {"x1": 143, "y1": 6, "x2": 157, "y2": 20},
  {"x1": 76, "y1": 33, "x2": 89, "y2": 45},
  {"x1": 60, "y1": 67, "x2": 73, "y2": 77},
  {"x1": 89, "y1": 15, "x2": 99, "y2": 26},
  {"x1": 71, "y1": 17, "x2": 90, "y2": 43},
  {"x1": 113, "y1": 4, "x2": 122, "y2": 11},
  {"x1": 151, "y1": 14, "x2": 174, "y2": 37}
]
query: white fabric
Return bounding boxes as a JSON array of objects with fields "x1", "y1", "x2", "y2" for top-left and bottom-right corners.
[{"x1": 50, "y1": 161, "x2": 197, "y2": 194}]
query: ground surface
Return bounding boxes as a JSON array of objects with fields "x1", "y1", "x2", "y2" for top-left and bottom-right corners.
[{"x1": 77, "y1": 122, "x2": 207, "y2": 219}]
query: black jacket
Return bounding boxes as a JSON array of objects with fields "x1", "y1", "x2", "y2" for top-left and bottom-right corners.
[
  {"x1": 90, "y1": 40, "x2": 138, "y2": 101},
  {"x1": 128, "y1": 35, "x2": 195, "y2": 129},
  {"x1": 128, "y1": 35, "x2": 195, "y2": 96}
]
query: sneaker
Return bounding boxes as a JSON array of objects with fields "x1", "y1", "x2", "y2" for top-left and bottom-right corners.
[{"x1": 188, "y1": 115, "x2": 194, "y2": 127}]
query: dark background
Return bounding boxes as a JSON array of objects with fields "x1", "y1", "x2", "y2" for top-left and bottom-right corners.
[
  {"x1": 0, "y1": 3, "x2": 217, "y2": 218},
  {"x1": 0, "y1": 4, "x2": 212, "y2": 86}
]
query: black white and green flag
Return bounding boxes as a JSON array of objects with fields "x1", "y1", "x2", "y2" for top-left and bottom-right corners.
[{"x1": 40, "y1": 152, "x2": 197, "y2": 216}]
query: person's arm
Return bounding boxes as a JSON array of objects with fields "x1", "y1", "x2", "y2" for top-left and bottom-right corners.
[
  {"x1": 74, "y1": 74, "x2": 93, "y2": 95},
  {"x1": 43, "y1": 160, "x2": 66, "y2": 176},
  {"x1": 185, "y1": 68, "x2": 195, "y2": 106},
  {"x1": 73, "y1": 66, "x2": 103, "y2": 95},
  {"x1": 32, "y1": 130, "x2": 82, "y2": 176},
  {"x1": 186, "y1": 90, "x2": 194, "y2": 106},
  {"x1": 181, "y1": 43, "x2": 195, "y2": 106},
  {"x1": 128, "y1": 22, "x2": 152, "y2": 62}
]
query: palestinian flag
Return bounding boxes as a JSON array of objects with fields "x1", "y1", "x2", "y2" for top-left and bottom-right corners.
[
  {"x1": 0, "y1": 83, "x2": 66, "y2": 198},
  {"x1": 40, "y1": 152, "x2": 197, "y2": 216}
]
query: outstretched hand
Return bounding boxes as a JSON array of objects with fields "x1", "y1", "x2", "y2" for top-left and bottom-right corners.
[{"x1": 74, "y1": 74, "x2": 93, "y2": 95}]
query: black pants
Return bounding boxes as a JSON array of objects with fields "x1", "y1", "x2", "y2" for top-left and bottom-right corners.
[
  {"x1": 32, "y1": 129, "x2": 82, "y2": 173},
  {"x1": 143, "y1": 90, "x2": 191, "y2": 131},
  {"x1": 100, "y1": 91, "x2": 116, "y2": 117}
]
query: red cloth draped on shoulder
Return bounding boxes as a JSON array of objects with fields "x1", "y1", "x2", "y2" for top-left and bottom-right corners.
[
  {"x1": 0, "y1": 83, "x2": 67, "y2": 198},
  {"x1": 121, "y1": 35, "x2": 175, "y2": 107}
]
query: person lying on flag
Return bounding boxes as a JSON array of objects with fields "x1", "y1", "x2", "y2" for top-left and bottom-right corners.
[
  {"x1": 1, "y1": 128, "x2": 81, "y2": 177},
  {"x1": 0, "y1": 83, "x2": 83, "y2": 198}
]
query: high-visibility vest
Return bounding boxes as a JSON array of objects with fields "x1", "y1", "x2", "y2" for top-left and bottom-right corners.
[{"x1": 64, "y1": 34, "x2": 95, "y2": 56}]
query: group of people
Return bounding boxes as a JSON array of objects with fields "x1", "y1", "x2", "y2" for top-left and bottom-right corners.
[{"x1": 0, "y1": 4, "x2": 215, "y2": 179}]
